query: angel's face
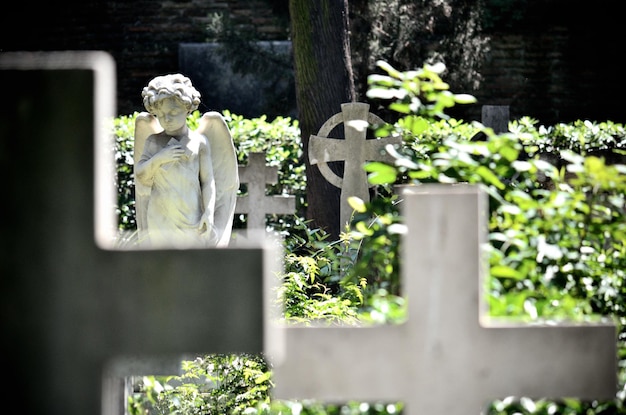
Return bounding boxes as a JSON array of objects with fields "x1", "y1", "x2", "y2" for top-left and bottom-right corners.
[{"x1": 154, "y1": 97, "x2": 188, "y2": 134}]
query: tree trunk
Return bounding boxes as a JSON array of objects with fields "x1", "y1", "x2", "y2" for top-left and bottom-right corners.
[
  {"x1": 289, "y1": 0, "x2": 356, "y2": 239},
  {"x1": 348, "y1": 0, "x2": 371, "y2": 101}
]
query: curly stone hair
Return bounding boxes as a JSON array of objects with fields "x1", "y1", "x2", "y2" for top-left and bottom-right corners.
[{"x1": 142, "y1": 73, "x2": 201, "y2": 114}]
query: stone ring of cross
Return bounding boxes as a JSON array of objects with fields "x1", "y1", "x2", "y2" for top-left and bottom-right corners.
[{"x1": 309, "y1": 102, "x2": 386, "y2": 188}]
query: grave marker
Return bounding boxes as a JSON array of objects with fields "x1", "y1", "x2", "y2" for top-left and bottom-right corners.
[
  {"x1": 482, "y1": 105, "x2": 510, "y2": 133},
  {"x1": 308, "y1": 102, "x2": 401, "y2": 228},
  {"x1": 268, "y1": 185, "x2": 616, "y2": 414},
  {"x1": 0, "y1": 51, "x2": 277, "y2": 415},
  {"x1": 236, "y1": 152, "x2": 296, "y2": 232}
]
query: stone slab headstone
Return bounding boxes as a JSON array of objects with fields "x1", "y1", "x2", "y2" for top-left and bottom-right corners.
[
  {"x1": 308, "y1": 102, "x2": 402, "y2": 229},
  {"x1": 179, "y1": 41, "x2": 296, "y2": 119},
  {"x1": 0, "y1": 51, "x2": 277, "y2": 415},
  {"x1": 236, "y1": 152, "x2": 296, "y2": 233},
  {"x1": 267, "y1": 184, "x2": 616, "y2": 414},
  {"x1": 482, "y1": 105, "x2": 510, "y2": 133}
]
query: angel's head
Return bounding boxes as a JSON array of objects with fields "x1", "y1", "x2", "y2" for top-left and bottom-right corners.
[{"x1": 142, "y1": 74, "x2": 201, "y2": 115}]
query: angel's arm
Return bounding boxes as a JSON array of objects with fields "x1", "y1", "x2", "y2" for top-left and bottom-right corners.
[
  {"x1": 135, "y1": 137, "x2": 185, "y2": 186},
  {"x1": 134, "y1": 113, "x2": 160, "y2": 187},
  {"x1": 135, "y1": 137, "x2": 161, "y2": 187}
]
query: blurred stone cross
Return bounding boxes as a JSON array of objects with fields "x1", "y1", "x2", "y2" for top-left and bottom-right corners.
[
  {"x1": 236, "y1": 152, "x2": 296, "y2": 234},
  {"x1": 308, "y1": 102, "x2": 401, "y2": 229},
  {"x1": 268, "y1": 184, "x2": 616, "y2": 415},
  {"x1": 0, "y1": 51, "x2": 276, "y2": 415}
]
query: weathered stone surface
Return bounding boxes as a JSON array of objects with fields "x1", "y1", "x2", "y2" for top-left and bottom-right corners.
[
  {"x1": 309, "y1": 102, "x2": 401, "y2": 229},
  {"x1": 482, "y1": 105, "x2": 510, "y2": 133},
  {"x1": 134, "y1": 74, "x2": 239, "y2": 248},
  {"x1": 236, "y1": 152, "x2": 296, "y2": 232},
  {"x1": 268, "y1": 184, "x2": 617, "y2": 414}
]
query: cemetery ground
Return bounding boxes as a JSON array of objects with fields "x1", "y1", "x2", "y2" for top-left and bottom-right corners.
[{"x1": 111, "y1": 61, "x2": 626, "y2": 415}]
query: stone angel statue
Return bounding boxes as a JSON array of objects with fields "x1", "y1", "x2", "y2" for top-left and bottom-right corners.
[{"x1": 133, "y1": 74, "x2": 239, "y2": 248}]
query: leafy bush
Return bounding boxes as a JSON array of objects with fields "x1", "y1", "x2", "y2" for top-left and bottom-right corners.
[
  {"x1": 113, "y1": 113, "x2": 139, "y2": 230},
  {"x1": 128, "y1": 354, "x2": 271, "y2": 415}
]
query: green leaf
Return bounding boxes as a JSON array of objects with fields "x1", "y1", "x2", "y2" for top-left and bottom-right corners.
[
  {"x1": 408, "y1": 169, "x2": 434, "y2": 180},
  {"x1": 491, "y1": 265, "x2": 524, "y2": 280},
  {"x1": 347, "y1": 196, "x2": 367, "y2": 213},
  {"x1": 512, "y1": 160, "x2": 532, "y2": 172},
  {"x1": 499, "y1": 145, "x2": 519, "y2": 162},
  {"x1": 399, "y1": 115, "x2": 430, "y2": 135},
  {"x1": 425, "y1": 61, "x2": 446, "y2": 74},
  {"x1": 364, "y1": 162, "x2": 398, "y2": 185},
  {"x1": 454, "y1": 93, "x2": 477, "y2": 104},
  {"x1": 536, "y1": 236, "x2": 563, "y2": 261},
  {"x1": 476, "y1": 165, "x2": 506, "y2": 190},
  {"x1": 367, "y1": 73, "x2": 395, "y2": 86},
  {"x1": 499, "y1": 203, "x2": 521, "y2": 215},
  {"x1": 355, "y1": 221, "x2": 373, "y2": 236},
  {"x1": 373, "y1": 123, "x2": 396, "y2": 137},
  {"x1": 367, "y1": 88, "x2": 398, "y2": 99},
  {"x1": 389, "y1": 102, "x2": 412, "y2": 114},
  {"x1": 376, "y1": 60, "x2": 402, "y2": 78},
  {"x1": 254, "y1": 371, "x2": 272, "y2": 384}
]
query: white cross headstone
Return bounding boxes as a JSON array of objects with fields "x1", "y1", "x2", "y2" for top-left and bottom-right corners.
[
  {"x1": 308, "y1": 102, "x2": 402, "y2": 228},
  {"x1": 0, "y1": 52, "x2": 277, "y2": 415},
  {"x1": 268, "y1": 184, "x2": 616, "y2": 414},
  {"x1": 236, "y1": 152, "x2": 296, "y2": 233}
]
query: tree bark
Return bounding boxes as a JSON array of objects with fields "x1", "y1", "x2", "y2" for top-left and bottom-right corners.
[
  {"x1": 289, "y1": 0, "x2": 356, "y2": 239},
  {"x1": 348, "y1": 0, "x2": 371, "y2": 101}
]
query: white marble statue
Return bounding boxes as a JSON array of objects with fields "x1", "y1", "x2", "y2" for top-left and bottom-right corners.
[{"x1": 134, "y1": 74, "x2": 239, "y2": 248}]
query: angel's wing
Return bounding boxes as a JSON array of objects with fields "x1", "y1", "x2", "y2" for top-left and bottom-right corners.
[
  {"x1": 197, "y1": 111, "x2": 239, "y2": 247},
  {"x1": 133, "y1": 112, "x2": 161, "y2": 235}
]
